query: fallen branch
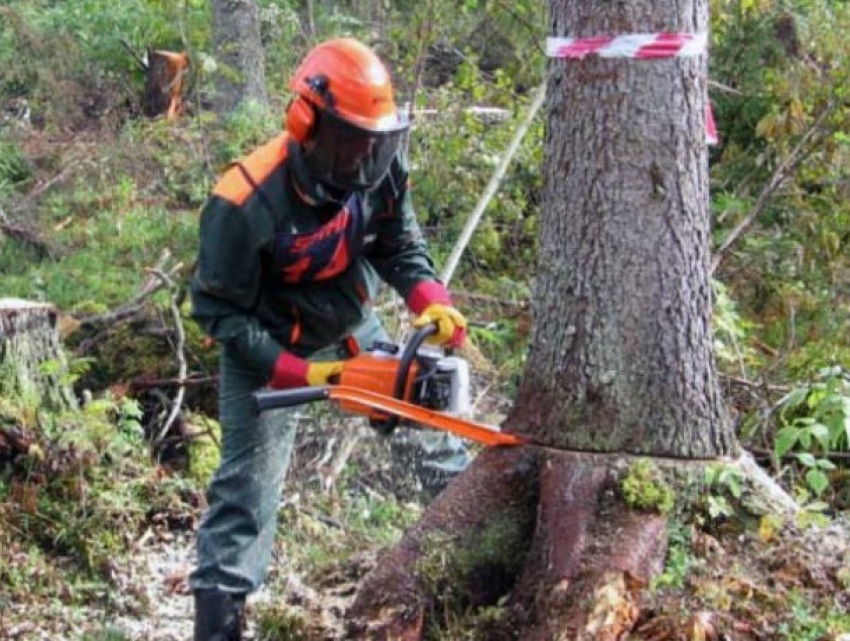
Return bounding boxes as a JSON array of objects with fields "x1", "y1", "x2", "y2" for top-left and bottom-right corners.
[
  {"x1": 720, "y1": 374, "x2": 791, "y2": 393},
  {"x1": 0, "y1": 202, "x2": 58, "y2": 258},
  {"x1": 150, "y1": 266, "x2": 187, "y2": 444},
  {"x1": 77, "y1": 250, "x2": 176, "y2": 327},
  {"x1": 130, "y1": 375, "x2": 217, "y2": 390},
  {"x1": 16, "y1": 163, "x2": 77, "y2": 212},
  {"x1": 711, "y1": 103, "x2": 836, "y2": 274}
]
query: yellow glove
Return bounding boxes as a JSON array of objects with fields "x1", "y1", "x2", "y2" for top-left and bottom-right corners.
[
  {"x1": 306, "y1": 360, "x2": 345, "y2": 386},
  {"x1": 413, "y1": 303, "x2": 468, "y2": 348}
]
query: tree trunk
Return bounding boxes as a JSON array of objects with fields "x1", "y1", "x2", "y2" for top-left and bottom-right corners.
[
  {"x1": 210, "y1": 0, "x2": 269, "y2": 115},
  {"x1": 0, "y1": 299, "x2": 76, "y2": 412},
  {"x1": 349, "y1": 0, "x2": 739, "y2": 637},
  {"x1": 508, "y1": 0, "x2": 734, "y2": 459}
]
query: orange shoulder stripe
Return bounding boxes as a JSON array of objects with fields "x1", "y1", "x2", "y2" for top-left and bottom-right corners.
[{"x1": 212, "y1": 134, "x2": 290, "y2": 206}]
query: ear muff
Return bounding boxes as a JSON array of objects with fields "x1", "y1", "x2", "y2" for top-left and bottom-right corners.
[{"x1": 285, "y1": 96, "x2": 315, "y2": 143}]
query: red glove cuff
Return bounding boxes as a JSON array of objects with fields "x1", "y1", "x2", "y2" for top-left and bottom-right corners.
[
  {"x1": 407, "y1": 280, "x2": 452, "y2": 315},
  {"x1": 270, "y1": 352, "x2": 310, "y2": 389},
  {"x1": 449, "y1": 325, "x2": 467, "y2": 349}
]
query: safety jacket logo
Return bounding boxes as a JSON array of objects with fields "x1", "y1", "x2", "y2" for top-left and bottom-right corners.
[{"x1": 273, "y1": 196, "x2": 364, "y2": 283}]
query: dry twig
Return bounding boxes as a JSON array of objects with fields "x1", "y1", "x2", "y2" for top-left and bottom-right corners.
[{"x1": 149, "y1": 266, "x2": 188, "y2": 444}]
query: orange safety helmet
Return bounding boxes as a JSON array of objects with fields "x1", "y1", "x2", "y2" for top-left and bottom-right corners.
[{"x1": 285, "y1": 38, "x2": 409, "y2": 192}]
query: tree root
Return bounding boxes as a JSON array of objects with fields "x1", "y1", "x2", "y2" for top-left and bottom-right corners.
[
  {"x1": 349, "y1": 445, "x2": 799, "y2": 639},
  {"x1": 347, "y1": 446, "x2": 539, "y2": 639},
  {"x1": 349, "y1": 449, "x2": 671, "y2": 640}
]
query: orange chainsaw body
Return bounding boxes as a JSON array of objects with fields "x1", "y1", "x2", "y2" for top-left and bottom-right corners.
[{"x1": 338, "y1": 353, "x2": 418, "y2": 420}]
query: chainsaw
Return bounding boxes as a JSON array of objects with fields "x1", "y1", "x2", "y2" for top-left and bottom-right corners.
[{"x1": 253, "y1": 324, "x2": 524, "y2": 447}]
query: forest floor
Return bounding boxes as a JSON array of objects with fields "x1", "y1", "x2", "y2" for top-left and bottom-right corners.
[{"x1": 3, "y1": 400, "x2": 849, "y2": 641}]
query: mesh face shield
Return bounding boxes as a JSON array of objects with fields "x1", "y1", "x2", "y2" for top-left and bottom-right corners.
[{"x1": 302, "y1": 108, "x2": 408, "y2": 193}]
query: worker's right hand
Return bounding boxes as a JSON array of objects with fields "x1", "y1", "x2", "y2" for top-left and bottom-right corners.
[
  {"x1": 306, "y1": 360, "x2": 345, "y2": 386},
  {"x1": 269, "y1": 353, "x2": 344, "y2": 389}
]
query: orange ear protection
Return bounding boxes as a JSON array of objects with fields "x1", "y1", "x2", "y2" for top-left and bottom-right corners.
[{"x1": 285, "y1": 95, "x2": 315, "y2": 143}]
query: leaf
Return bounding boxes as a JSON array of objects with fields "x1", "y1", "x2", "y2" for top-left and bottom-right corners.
[
  {"x1": 816, "y1": 458, "x2": 836, "y2": 471},
  {"x1": 809, "y1": 422, "x2": 830, "y2": 449},
  {"x1": 805, "y1": 469, "x2": 829, "y2": 496},
  {"x1": 778, "y1": 386, "x2": 809, "y2": 411},
  {"x1": 795, "y1": 452, "x2": 817, "y2": 467},
  {"x1": 775, "y1": 427, "x2": 799, "y2": 457}
]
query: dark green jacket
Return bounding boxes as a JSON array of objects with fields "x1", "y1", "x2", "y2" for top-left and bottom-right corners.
[{"x1": 190, "y1": 134, "x2": 442, "y2": 379}]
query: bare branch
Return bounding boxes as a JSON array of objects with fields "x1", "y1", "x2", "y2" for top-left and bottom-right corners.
[
  {"x1": 0, "y1": 201, "x2": 59, "y2": 258},
  {"x1": 77, "y1": 250, "x2": 177, "y2": 327},
  {"x1": 149, "y1": 267, "x2": 188, "y2": 444},
  {"x1": 711, "y1": 103, "x2": 837, "y2": 274},
  {"x1": 130, "y1": 375, "x2": 217, "y2": 390},
  {"x1": 16, "y1": 163, "x2": 78, "y2": 211}
]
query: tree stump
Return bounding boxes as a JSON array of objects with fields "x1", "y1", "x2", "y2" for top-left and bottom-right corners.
[
  {"x1": 0, "y1": 298, "x2": 76, "y2": 412},
  {"x1": 142, "y1": 50, "x2": 190, "y2": 121}
]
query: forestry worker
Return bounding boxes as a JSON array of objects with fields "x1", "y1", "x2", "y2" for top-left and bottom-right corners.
[{"x1": 188, "y1": 37, "x2": 469, "y2": 640}]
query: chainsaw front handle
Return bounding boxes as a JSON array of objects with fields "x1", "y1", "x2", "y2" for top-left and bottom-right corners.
[{"x1": 254, "y1": 386, "x2": 331, "y2": 412}]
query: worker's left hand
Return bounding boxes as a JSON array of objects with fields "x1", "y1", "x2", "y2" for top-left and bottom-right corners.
[{"x1": 413, "y1": 303, "x2": 467, "y2": 348}]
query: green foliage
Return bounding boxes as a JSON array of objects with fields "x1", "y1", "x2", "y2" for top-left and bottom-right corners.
[
  {"x1": 186, "y1": 414, "x2": 221, "y2": 486},
  {"x1": 777, "y1": 591, "x2": 850, "y2": 640},
  {"x1": 620, "y1": 460, "x2": 675, "y2": 515},
  {"x1": 0, "y1": 139, "x2": 32, "y2": 191},
  {"x1": 769, "y1": 367, "x2": 848, "y2": 497},
  {"x1": 651, "y1": 521, "x2": 696, "y2": 591},
  {"x1": 709, "y1": 0, "x2": 850, "y2": 504},
  {"x1": 702, "y1": 463, "x2": 745, "y2": 519},
  {"x1": 0, "y1": 391, "x2": 200, "y2": 587},
  {"x1": 276, "y1": 490, "x2": 420, "y2": 578},
  {"x1": 254, "y1": 603, "x2": 311, "y2": 641},
  {"x1": 712, "y1": 280, "x2": 758, "y2": 371}
]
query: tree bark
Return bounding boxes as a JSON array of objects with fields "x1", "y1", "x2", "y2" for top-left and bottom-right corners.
[
  {"x1": 508, "y1": 0, "x2": 735, "y2": 458},
  {"x1": 0, "y1": 298, "x2": 76, "y2": 412},
  {"x1": 211, "y1": 0, "x2": 269, "y2": 115}
]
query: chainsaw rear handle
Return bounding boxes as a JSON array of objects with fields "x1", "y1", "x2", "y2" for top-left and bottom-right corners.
[{"x1": 254, "y1": 386, "x2": 331, "y2": 412}]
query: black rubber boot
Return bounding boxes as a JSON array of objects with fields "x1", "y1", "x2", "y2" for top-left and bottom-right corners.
[{"x1": 194, "y1": 590, "x2": 245, "y2": 641}]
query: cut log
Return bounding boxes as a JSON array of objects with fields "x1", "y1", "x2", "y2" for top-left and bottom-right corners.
[
  {"x1": 143, "y1": 50, "x2": 190, "y2": 121},
  {"x1": 0, "y1": 298, "x2": 76, "y2": 412}
]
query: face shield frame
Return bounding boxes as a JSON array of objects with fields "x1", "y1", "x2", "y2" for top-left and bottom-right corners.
[{"x1": 302, "y1": 106, "x2": 410, "y2": 193}]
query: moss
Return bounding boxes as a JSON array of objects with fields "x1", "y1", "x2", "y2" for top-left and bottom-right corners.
[
  {"x1": 186, "y1": 414, "x2": 222, "y2": 486},
  {"x1": 254, "y1": 603, "x2": 313, "y2": 641},
  {"x1": 416, "y1": 513, "x2": 528, "y2": 636},
  {"x1": 620, "y1": 459, "x2": 675, "y2": 515}
]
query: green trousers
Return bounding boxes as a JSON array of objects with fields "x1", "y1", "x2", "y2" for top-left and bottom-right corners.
[{"x1": 190, "y1": 313, "x2": 470, "y2": 593}]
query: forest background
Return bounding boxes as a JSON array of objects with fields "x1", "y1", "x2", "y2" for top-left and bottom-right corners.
[{"x1": 0, "y1": 0, "x2": 849, "y2": 639}]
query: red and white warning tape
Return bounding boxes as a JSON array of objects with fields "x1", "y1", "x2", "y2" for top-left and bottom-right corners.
[
  {"x1": 546, "y1": 32, "x2": 718, "y2": 145},
  {"x1": 546, "y1": 32, "x2": 707, "y2": 60}
]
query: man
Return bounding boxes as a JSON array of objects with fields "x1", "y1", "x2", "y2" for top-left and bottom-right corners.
[{"x1": 189, "y1": 38, "x2": 469, "y2": 640}]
